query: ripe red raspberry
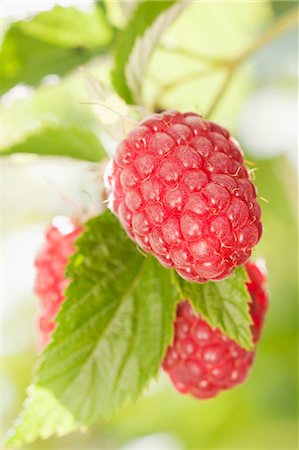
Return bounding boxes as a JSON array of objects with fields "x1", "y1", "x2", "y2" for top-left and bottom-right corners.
[
  {"x1": 108, "y1": 111, "x2": 262, "y2": 282},
  {"x1": 163, "y1": 261, "x2": 268, "y2": 399},
  {"x1": 34, "y1": 216, "x2": 82, "y2": 347}
]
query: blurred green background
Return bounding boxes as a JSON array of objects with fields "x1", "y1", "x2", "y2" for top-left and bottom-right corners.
[{"x1": 2, "y1": 1, "x2": 298, "y2": 449}]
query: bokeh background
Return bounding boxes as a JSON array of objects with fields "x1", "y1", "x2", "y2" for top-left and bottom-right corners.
[{"x1": 2, "y1": 1, "x2": 298, "y2": 449}]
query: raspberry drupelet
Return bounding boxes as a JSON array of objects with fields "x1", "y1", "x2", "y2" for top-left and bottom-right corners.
[
  {"x1": 163, "y1": 261, "x2": 268, "y2": 399},
  {"x1": 108, "y1": 111, "x2": 262, "y2": 283},
  {"x1": 34, "y1": 216, "x2": 82, "y2": 347}
]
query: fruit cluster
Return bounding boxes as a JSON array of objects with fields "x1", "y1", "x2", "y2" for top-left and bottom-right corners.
[{"x1": 34, "y1": 112, "x2": 267, "y2": 399}]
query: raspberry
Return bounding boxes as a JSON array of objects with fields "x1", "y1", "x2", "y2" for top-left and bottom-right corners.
[
  {"x1": 108, "y1": 111, "x2": 262, "y2": 282},
  {"x1": 163, "y1": 261, "x2": 268, "y2": 399},
  {"x1": 34, "y1": 216, "x2": 82, "y2": 347}
]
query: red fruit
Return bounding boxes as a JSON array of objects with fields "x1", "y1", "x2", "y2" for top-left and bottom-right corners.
[
  {"x1": 163, "y1": 261, "x2": 268, "y2": 399},
  {"x1": 34, "y1": 216, "x2": 82, "y2": 347},
  {"x1": 108, "y1": 111, "x2": 262, "y2": 282}
]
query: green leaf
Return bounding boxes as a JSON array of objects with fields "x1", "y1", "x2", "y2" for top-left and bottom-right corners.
[
  {"x1": 7, "y1": 212, "x2": 178, "y2": 445},
  {"x1": 173, "y1": 267, "x2": 254, "y2": 350},
  {"x1": 147, "y1": 2, "x2": 270, "y2": 122},
  {"x1": 0, "y1": 6, "x2": 113, "y2": 95},
  {"x1": 0, "y1": 124, "x2": 107, "y2": 162},
  {"x1": 5, "y1": 386, "x2": 78, "y2": 448},
  {"x1": 271, "y1": 1, "x2": 297, "y2": 17},
  {"x1": 111, "y1": 0, "x2": 185, "y2": 104}
]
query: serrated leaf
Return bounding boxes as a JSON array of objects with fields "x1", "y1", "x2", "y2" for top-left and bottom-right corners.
[
  {"x1": 174, "y1": 267, "x2": 253, "y2": 350},
  {"x1": 111, "y1": 0, "x2": 186, "y2": 104},
  {"x1": 6, "y1": 386, "x2": 78, "y2": 448},
  {"x1": 0, "y1": 124, "x2": 107, "y2": 162},
  {"x1": 7, "y1": 212, "x2": 178, "y2": 446},
  {"x1": 125, "y1": 2, "x2": 187, "y2": 104},
  {"x1": 0, "y1": 6, "x2": 113, "y2": 95}
]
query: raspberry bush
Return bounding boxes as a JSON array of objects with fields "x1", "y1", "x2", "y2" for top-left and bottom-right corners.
[{"x1": 3, "y1": 1, "x2": 297, "y2": 448}]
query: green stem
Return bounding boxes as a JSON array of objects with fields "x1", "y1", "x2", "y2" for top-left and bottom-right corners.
[
  {"x1": 206, "y1": 7, "x2": 298, "y2": 117},
  {"x1": 205, "y1": 68, "x2": 235, "y2": 119},
  {"x1": 157, "y1": 7, "x2": 298, "y2": 115},
  {"x1": 235, "y1": 6, "x2": 298, "y2": 64},
  {"x1": 161, "y1": 7, "x2": 298, "y2": 68},
  {"x1": 159, "y1": 43, "x2": 227, "y2": 67},
  {"x1": 153, "y1": 67, "x2": 213, "y2": 110},
  {"x1": 161, "y1": 67, "x2": 213, "y2": 95}
]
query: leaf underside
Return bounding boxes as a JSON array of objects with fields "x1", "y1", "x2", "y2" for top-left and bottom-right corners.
[{"x1": 111, "y1": 0, "x2": 181, "y2": 104}]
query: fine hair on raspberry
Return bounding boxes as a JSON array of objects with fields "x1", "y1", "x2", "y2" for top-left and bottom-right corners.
[{"x1": 108, "y1": 111, "x2": 262, "y2": 282}]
